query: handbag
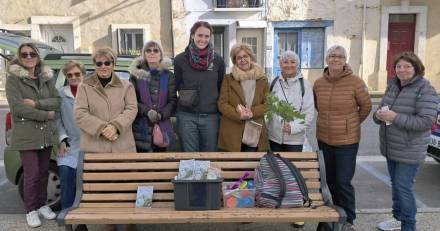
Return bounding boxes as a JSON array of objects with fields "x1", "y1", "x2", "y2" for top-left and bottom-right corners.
[
  {"x1": 178, "y1": 88, "x2": 199, "y2": 108},
  {"x1": 254, "y1": 151, "x2": 312, "y2": 208},
  {"x1": 242, "y1": 120, "x2": 262, "y2": 148},
  {"x1": 153, "y1": 124, "x2": 170, "y2": 148}
]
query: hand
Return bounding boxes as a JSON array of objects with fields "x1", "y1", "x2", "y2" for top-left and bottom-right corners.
[
  {"x1": 282, "y1": 122, "x2": 291, "y2": 134},
  {"x1": 147, "y1": 109, "x2": 161, "y2": 123},
  {"x1": 377, "y1": 109, "x2": 397, "y2": 123},
  {"x1": 375, "y1": 110, "x2": 385, "y2": 122},
  {"x1": 47, "y1": 111, "x2": 55, "y2": 120},
  {"x1": 58, "y1": 142, "x2": 69, "y2": 157},
  {"x1": 102, "y1": 124, "x2": 118, "y2": 140},
  {"x1": 23, "y1": 99, "x2": 36, "y2": 108}
]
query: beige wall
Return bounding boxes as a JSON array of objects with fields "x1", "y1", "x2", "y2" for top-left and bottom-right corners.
[
  {"x1": 0, "y1": 0, "x2": 173, "y2": 56},
  {"x1": 268, "y1": 0, "x2": 440, "y2": 91}
]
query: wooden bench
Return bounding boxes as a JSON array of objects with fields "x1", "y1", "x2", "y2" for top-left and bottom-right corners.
[{"x1": 57, "y1": 152, "x2": 346, "y2": 230}]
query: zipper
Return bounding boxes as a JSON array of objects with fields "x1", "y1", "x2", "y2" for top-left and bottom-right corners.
[
  {"x1": 265, "y1": 152, "x2": 286, "y2": 208},
  {"x1": 278, "y1": 154, "x2": 312, "y2": 206},
  {"x1": 384, "y1": 87, "x2": 401, "y2": 157}
]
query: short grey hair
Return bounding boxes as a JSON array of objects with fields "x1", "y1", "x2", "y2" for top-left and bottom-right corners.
[
  {"x1": 279, "y1": 50, "x2": 299, "y2": 64},
  {"x1": 142, "y1": 40, "x2": 164, "y2": 61},
  {"x1": 326, "y1": 45, "x2": 347, "y2": 59}
]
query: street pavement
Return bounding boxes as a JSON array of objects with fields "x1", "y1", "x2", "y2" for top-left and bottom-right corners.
[{"x1": 1, "y1": 106, "x2": 440, "y2": 230}]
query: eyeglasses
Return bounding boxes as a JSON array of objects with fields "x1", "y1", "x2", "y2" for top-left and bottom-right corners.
[
  {"x1": 236, "y1": 54, "x2": 250, "y2": 61},
  {"x1": 66, "y1": 72, "x2": 82, "y2": 79},
  {"x1": 95, "y1": 61, "x2": 112, "y2": 67},
  {"x1": 328, "y1": 55, "x2": 346, "y2": 60},
  {"x1": 146, "y1": 48, "x2": 160, "y2": 53},
  {"x1": 20, "y1": 52, "x2": 38, "y2": 59}
]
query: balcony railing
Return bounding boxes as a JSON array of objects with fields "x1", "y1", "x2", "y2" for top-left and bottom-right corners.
[{"x1": 215, "y1": 0, "x2": 263, "y2": 8}]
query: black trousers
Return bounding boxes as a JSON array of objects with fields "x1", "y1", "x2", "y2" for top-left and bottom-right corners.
[
  {"x1": 318, "y1": 140, "x2": 359, "y2": 224},
  {"x1": 269, "y1": 140, "x2": 303, "y2": 152}
]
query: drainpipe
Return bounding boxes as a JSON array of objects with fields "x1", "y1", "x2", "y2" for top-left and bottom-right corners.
[{"x1": 360, "y1": 0, "x2": 367, "y2": 82}]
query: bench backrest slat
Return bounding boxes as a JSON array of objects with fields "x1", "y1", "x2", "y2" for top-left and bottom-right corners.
[{"x1": 79, "y1": 152, "x2": 323, "y2": 208}]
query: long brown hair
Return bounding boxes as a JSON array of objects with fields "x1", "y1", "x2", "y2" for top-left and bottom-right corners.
[{"x1": 9, "y1": 43, "x2": 43, "y2": 76}]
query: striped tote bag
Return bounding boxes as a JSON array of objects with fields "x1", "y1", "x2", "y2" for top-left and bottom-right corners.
[{"x1": 254, "y1": 151, "x2": 312, "y2": 208}]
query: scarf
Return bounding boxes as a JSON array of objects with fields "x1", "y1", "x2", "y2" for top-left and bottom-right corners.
[
  {"x1": 187, "y1": 40, "x2": 214, "y2": 71},
  {"x1": 70, "y1": 85, "x2": 78, "y2": 97},
  {"x1": 231, "y1": 63, "x2": 265, "y2": 81},
  {"x1": 135, "y1": 71, "x2": 175, "y2": 146}
]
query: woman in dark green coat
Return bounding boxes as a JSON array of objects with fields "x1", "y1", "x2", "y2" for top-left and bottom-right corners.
[{"x1": 5, "y1": 43, "x2": 61, "y2": 228}]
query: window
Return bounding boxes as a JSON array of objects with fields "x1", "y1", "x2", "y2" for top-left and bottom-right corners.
[
  {"x1": 242, "y1": 37, "x2": 258, "y2": 61},
  {"x1": 52, "y1": 35, "x2": 67, "y2": 43},
  {"x1": 119, "y1": 29, "x2": 143, "y2": 56},
  {"x1": 275, "y1": 27, "x2": 324, "y2": 69},
  {"x1": 212, "y1": 27, "x2": 225, "y2": 58}
]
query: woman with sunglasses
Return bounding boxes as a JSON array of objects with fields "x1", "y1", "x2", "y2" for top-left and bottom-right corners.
[
  {"x1": 5, "y1": 43, "x2": 60, "y2": 228},
  {"x1": 75, "y1": 48, "x2": 137, "y2": 230},
  {"x1": 56, "y1": 61, "x2": 85, "y2": 210},
  {"x1": 129, "y1": 40, "x2": 177, "y2": 152},
  {"x1": 174, "y1": 21, "x2": 226, "y2": 152}
]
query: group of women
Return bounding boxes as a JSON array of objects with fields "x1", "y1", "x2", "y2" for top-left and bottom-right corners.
[{"x1": 5, "y1": 20, "x2": 438, "y2": 231}]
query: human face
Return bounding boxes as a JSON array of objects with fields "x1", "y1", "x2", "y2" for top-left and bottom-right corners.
[
  {"x1": 395, "y1": 59, "x2": 415, "y2": 85},
  {"x1": 326, "y1": 49, "x2": 346, "y2": 72},
  {"x1": 280, "y1": 58, "x2": 298, "y2": 77},
  {"x1": 191, "y1": 26, "x2": 211, "y2": 49},
  {"x1": 144, "y1": 46, "x2": 161, "y2": 66},
  {"x1": 235, "y1": 50, "x2": 251, "y2": 71},
  {"x1": 95, "y1": 55, "x2": 114, "y2": 78},
  {"x1": 65, "y1": 67, "x2": 84, "y2": 87},
  {"x1": 19, "y1": 46, "x2": 39, "y2": 71}
]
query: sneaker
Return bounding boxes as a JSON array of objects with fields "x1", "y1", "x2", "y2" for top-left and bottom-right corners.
[
  {"x1": 377, "y1": 218, "x2": 401, "y2": 231},
  {"x1": 37, "y1": 205, "x2": 57, "y2": 220},
  {"x1": 342, "y1": 223, "x2": 356, "y2": 231},
  {"x1": 26, "y1": 210, "x2": 41, "y2": 228},
  {"x1": 292, "y1": 221, "x2": 305, "y2": 228}
]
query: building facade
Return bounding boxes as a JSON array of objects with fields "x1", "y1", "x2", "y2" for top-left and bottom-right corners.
[{"x1": 172, "y1": 0, "x2": 440, "y2": 91}]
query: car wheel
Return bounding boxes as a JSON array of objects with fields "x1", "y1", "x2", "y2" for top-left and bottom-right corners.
[{"x1": 18, "y1": 162, "x2": 61, "y2": 211}]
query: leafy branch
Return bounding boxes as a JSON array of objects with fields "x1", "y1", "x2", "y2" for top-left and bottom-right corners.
[{"x1": 265, "y1": 93, "x2": 305, "y2": 123}]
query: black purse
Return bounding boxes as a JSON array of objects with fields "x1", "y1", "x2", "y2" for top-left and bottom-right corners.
[{"x1": 178, "y1": 87, "x2": 199, "y2": 108}]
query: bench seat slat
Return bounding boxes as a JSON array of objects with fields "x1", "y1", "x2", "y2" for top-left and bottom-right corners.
[
  {"x1": 83, "y1": 181, "x2": 321, "y2": 192},
  {"x1": 78, "y1": 201, "x2": 326, "y2": 208},
  {"x1": 81, "y1": 192, "x2": 323, "y2": 202},
  {"x1": 82, "y1": 171, "x2": 320, "y2": 181},
  {"x1": 84, "y1": 152, "x2": 318, "y2": 161},
  {"x1": 65, "y1": 207, "x2": 339, "y2": 224},
  {"x1": 83, "y1": 161, "x2": 319, "y2": 171}
]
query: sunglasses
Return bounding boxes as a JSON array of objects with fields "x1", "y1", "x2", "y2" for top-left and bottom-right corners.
[
  {"x1": 95, "y1": 61, "x2": 112, "y2": 67},
  {"x1": 146, "y1": 48, "x2": 160, "y2": 54},
  {"x1": 66, "y1": 72, "x2": 82, "y2": 79},
  {"x1": 20, "y1": 52, "x2": 38, "y2": 59}
]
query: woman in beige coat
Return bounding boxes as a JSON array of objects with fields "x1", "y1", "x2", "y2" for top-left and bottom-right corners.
[
  {"x1": 217, "y1": 43, "x2": 269, "y2": 152},
  {"x1": 74, "y1": 49, "x2": 137, "y2": 230},
  {"x1": 75, "y1": 48, "x2": 138, "y2": 154}
]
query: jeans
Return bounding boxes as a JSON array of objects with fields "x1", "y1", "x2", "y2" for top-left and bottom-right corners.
[
  {"x1": 318, "y1": 141, "x2": 358, "y2": 224},
  {"x1": 19, "y1": 147, "x2": 52, "y2": 213},
  {"x1": 176, "y1": 111, "x2": 219, "y2": 152},
  {"x1": 269, "y1": 140, "x2": 303, "y2": 152},
  {"x1": 59, "y1": 165, "x2": 76, "y2": 210},
  {"x1": 387, "y1": 159, "x2": 419, "y2": 231}
]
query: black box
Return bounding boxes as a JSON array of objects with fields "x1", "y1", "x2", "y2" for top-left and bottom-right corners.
[{"x1": 172, "y1": 179, "x2": 223, "y2": 210}]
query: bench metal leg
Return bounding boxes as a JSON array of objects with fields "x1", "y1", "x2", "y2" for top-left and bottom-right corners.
[{"x1": 65, "y1": 225, "x2": 73, "y2": 231}]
